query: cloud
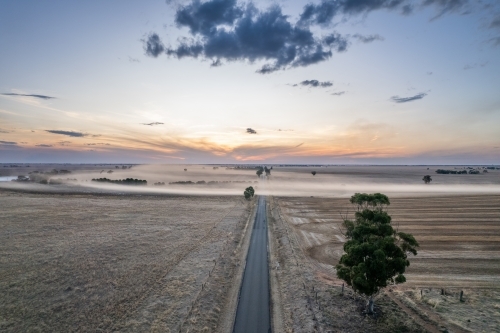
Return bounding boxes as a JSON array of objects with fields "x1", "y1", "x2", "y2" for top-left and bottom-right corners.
[
  {"x1": 143, "y1": 33, "x2": 165, "y2": 57},
  {"x1": 45, "y1": 130, "x2": 88, "y2": 137},
  {"x1": 142, "y1": 122, "x2": 164, "y2": 126},
  {"x1": 488, "y1": 36, "x2": 500, "y2": 47},
  {"x1": 58, "y1": 141, "x2": 71, "y2": 146},
  {"x1": 463, "y1": 61, "x2": 488, "y2": 70},
  {"x1": 331, "y1": 91, "x2": 346, "y2": 96},
  {"x1": 0, "y1": 129, "x2": 9, "y2": 133},
  {"x1": 246, "y1": 128, "x2": 257, "y2": 134},
  {"x1": 422, "y1": 0, "x2": 469, "y2": 20},
  {"x1": 36, "y1": 144, "x2": 53, "y2": 147},
  {"x1": 147, "y1": 1, "x2": 348, "y2": 73},
  {"x1": 0, "y1": 140, "x2": 17, "y2": 145},
  {"x1": 391, "y1": 92, "x2": 428, "y2": 103},
  {"x1": 2, "y1": 93, "x2": 55, "y2": 100},
  {"x1": 490, "y1": 15, "x2": 500, "y2": 29},
  {"x1": 352, "y1": 34, "x2": 384, "y2": 43},
  {"x1": 128, "y1": 56, "x2": 140, "y2": 63},
  {"x1": 299, "y1": 79, "x2": 333, "y2": 87},
  {"x1": 295, "y1": 142, "x2": 304, "y2": 148},
  {"x1": 85, "y1": 143, "x2": 111, "y2": 146},
  {"x1": 298, "y1": 0, "x2": 471, "y2": 27}
]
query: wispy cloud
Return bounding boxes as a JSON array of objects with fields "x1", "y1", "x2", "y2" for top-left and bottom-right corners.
[
  {"x1": 298, "y1": 80, "x2": 333, "y2": 88},
  {"x1": 463, "y1": 61, "x2": 488, "y2": 70},
  {"x1": 141, "y1": 122, "x2": 164, "y2": 126},
  {"x1": 331, "y1": 91, "x2": 346, "y2": 96},
  {"x1": 0, "y1": 129, "x2": 9, "y2": 133},
  {"x1": 2, "y1": 93, "x2": 56, "y2": 100},
  {"x1": 391, "y1": 92, "x2": 428, "y2": 103},
  {"x1": 45, "y1": 130, "x2": 88, "y2": 137},
  {"x1": 36, "y1": 144, "x2": 53, "y2": 147},
  {"x1": 0, "y1": 140, "x2": 17, "y2": 145},
  {"x1": 352, "y1": 34, "x2": 384, "y2": 43},
  {"x1": 246, "y1": 128, "x2": 257, "y2": 134}
]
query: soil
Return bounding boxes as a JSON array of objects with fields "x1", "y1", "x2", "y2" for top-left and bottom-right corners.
[
  {"x1": 0, "y1": 190, "x2": 251, "y2": 333},
  {"x1": 272, "y1": 194, "x2": 500, "y2": 332}
]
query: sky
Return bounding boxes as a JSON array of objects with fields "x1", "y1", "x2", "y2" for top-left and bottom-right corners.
[{"x1": 0, "y1": 0, "x2": 499, "y2": 164}]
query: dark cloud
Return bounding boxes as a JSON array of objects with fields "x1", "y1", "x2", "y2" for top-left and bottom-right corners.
[
  {"x1": 0, "y1": 140, "x2": 17, "y2": 145},
  {"x1": 2, "y1": 93, "x2": 55, "y2": 100},
  {"x1": 145, "y1": 0, "x2": 477, "y2": 72},
  {"x1": 391, "y1": 92, "x2": 427, "y2": 103},
  {"x1": 490, "y1": 15, "x2": 500, "y2": 28},
  {"x1": 246, "y1": 128, "x2": 257, "y2": 134},
  {"x1": 322, "y1": 33, "x2": 349, "y2": 52},
  {"x1": 143, "y1": 33, "x2": 165, "y2": 57},
  {"x1": 85, "y1": 143, "x2": 111, "y2": 146},
  {"x1": 352, "y1": 34, "x2": 384, "y2": 43},
  {"x1": 298, "y1": 0, "x2": 471, "y2": 26},
  {"x1": 0, "y1": 129, "x2": 9, "y2": 133},
  {"x1": 175, "y1": 0, "x2": 243, "y2": 35},
  {"x1": 331, "y1": 91, "x2": 346, "y2": 96},
  {"x1": 299, "y1": 80, "x2": 333, "y2": 87},
  {"x1": 147, "y1": 2, "x2": 348, "y2": 73},
  {"x1": 58, "y1": 141, "x2": 71, "y2": 146},
  {"x1": 45, "y1": 130, "x2": 88, "y2": 137},
  {"x1": 36, "y1": 144, "x2": 53, "y2": 147},
  {"x1": 422, "y1": 0, "x2": 469, "y2": 20},
  {"x1": 295, "y1": 142, "x2": 304, "y2": 148},
  {"x1": 142, "y1": 122, "x2": 164, "y2": 126}
]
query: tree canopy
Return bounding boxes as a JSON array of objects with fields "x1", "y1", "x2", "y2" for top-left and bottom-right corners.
[
  {"x1": 422, "y1": 175, "x2": 432, "y2": 184},
  {"x1": 336, "y1": 193, "x2": 419, "y2": 310},
  {"x1": 244, "y1": 186, "x2": 255, "y2": 200}
]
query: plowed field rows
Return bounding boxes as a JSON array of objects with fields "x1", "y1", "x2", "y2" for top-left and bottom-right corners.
[{"x1": 277, "y1": 195, "x2": 500, "y2": 288}]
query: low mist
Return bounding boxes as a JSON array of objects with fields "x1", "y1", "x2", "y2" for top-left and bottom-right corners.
[{"x1": 1, "y1": 164, "x2": 499, "y2": 197}]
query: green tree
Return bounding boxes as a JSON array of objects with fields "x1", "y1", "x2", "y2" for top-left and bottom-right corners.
[
  {"x1": 243, "y1": 186, "x2": 255, "y2": 200},
  {"x1": 256, "y1": 167, "x2": 264, "y2": 178},
  {"x1": 336, "y1": 193, "x2": 419, "y2": 314},
  {"x1": 422, "y1": 175, "x2": 432, "y2": 184}
]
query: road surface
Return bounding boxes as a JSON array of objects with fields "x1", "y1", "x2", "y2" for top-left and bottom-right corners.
[{"x1": 233, "y1": 196, "x2": 271, "y2": 333}]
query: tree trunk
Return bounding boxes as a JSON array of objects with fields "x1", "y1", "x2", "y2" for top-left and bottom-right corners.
[{"x1": 368, "y1": 296, "x2": 374, "y2": 314}]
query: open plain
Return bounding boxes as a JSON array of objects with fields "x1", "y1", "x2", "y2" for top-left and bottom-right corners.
[
  {"x1": 0, "y1": 190, "x2": 252, "y2": 332},
  {"x1": 273, "y1": 194, "x2": 500, "y2": 332},
  {"x1": 1, "y1": 164, "x2": 499, "y2": 332}
]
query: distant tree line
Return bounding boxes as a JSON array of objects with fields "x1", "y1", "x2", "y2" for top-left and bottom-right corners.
[
  {"x1": 91, "y1": 178, "x2": 147, "y2": 185},
  {"x1": 169, "y1": 180, "x2": 258, "y2": 185},
  {"x1": 435, "y1": 169, "x2": 468, "y2": 174}
]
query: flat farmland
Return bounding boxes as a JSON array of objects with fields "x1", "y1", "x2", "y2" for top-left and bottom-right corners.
[
  {"x1": 0, "y1": 190, "x2": 251, "y2": 333},
  {"x1": 275, "y1": 195, "x2": 500, "y2": 332}
]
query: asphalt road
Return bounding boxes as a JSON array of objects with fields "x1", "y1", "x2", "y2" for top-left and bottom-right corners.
[{"x1": 233, "y1": 196, "x2": 271, "y2": 333}]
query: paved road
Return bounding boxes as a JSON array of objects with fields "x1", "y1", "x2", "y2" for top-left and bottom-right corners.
[{"x1": 233, "y1": 196, "x2": 271, "y2": 333}]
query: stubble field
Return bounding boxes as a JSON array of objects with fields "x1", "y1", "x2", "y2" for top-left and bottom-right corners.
[
  {"x1": 274, "y1": 194, "x2": 500, "y2": 332},
  {"x1": 0, "y1": 190, "x2": 251, "y2": 332}
]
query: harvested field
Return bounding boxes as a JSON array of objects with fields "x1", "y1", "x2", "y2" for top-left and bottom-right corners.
[
  {"x1": 274, "y1": 194, "x2": 500, "y2": 332},
  {"x1": 0, "y1": 190, "x2": 252, "y2": 332}
]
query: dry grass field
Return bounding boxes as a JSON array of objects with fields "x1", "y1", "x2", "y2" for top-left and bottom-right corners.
[
  {"x1": 273, "y1": 195, "x2": 500, "y2": 332},
  {"x1": 0, "y1": 190, "x2": 251, "y2": 332}
]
